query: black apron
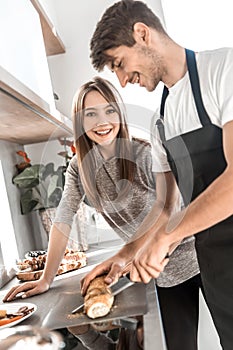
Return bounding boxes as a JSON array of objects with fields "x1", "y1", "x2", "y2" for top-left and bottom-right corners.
[{"x1": 156, "y1": 49, "x2": 233, "y2": 349}]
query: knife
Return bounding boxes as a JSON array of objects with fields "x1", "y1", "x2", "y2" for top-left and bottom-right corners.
[{"x1": 71, "y1": 273, "x2": 134, "y2": 314}]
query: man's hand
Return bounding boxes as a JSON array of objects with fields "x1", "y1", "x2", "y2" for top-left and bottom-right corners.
[
  {"x1": 130, "y1": 232, "x2": 171, "y2": 283},
  {"x1": 3, "y1": 278, "x2": 50, "y2": 302},
  {"x1": 80, "y1": 231, "x2": 169, "y2": 294},
  {"x1": 81, "y1": 254, "x2": 128, "y2": 295},
  {"x1": 80, "y1": 241, "x2": 140, "y2": 295}
]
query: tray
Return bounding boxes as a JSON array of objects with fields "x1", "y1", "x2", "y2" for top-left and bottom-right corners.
[{"x1": 41, "y1": 282, "x2": 147, "y2": 329}]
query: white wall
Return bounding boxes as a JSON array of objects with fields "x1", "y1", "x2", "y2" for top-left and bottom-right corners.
[{"x1": 162, "y1": 0, "x2": 233, "y2": 50}]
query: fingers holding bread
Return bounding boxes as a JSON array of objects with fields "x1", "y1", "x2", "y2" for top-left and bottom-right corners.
[{"x1": 81, "y1": 259, "x2": 125, "y2": 296}]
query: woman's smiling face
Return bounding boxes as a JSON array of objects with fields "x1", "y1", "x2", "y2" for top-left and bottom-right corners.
[{"x1": 83, "y1": 90, "x2": 120, "y2": 146}]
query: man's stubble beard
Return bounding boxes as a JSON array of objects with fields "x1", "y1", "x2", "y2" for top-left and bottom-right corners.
[{"x1": 137, "y1": 44, "x2": 163, "y2": 91}]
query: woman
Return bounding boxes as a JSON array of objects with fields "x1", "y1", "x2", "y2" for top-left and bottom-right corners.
[{"x1": 4, "y1": 77, "x2": 200, "y2": 350}]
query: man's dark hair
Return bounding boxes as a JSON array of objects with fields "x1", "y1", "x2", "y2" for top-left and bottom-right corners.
[{"x1": 90, "y1": 0, "x2": 166, "y2": 71}]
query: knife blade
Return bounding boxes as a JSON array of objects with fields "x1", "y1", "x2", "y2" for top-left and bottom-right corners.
[{"x1": 71, "y1": 274, "x2": 134, "y2": 314}]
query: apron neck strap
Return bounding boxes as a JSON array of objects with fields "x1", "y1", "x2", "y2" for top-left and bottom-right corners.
[
  {"x1": 159, "y1": 86, "x2": 169, "y2": 120},
  {"x1": 159, "y1": 49, "x2": 211, "y2": 126},
  {"x1": 185, "y1": 49, "x2": 211, "y2": 126}
]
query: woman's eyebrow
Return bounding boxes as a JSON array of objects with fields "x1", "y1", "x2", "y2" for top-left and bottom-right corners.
[
  {"x1": 84, "y1": 107, "x2": 97, "y2": 112},
  {"x1": 84, "y1": 104, "x2": 111, "y2": 112}
]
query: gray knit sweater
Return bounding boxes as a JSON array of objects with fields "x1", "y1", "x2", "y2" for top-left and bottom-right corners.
[{"x1": 55, "y1": 138, "x2": 199, "y2": 287}]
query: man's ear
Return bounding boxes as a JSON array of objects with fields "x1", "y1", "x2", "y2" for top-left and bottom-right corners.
[{"x1": 133, "y1": 22, "x2": 151, "y2": 45}]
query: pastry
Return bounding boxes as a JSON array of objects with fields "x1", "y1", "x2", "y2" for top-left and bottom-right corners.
[{"x1": 16, "y1": 249, "x2": 87, "y2": 281}]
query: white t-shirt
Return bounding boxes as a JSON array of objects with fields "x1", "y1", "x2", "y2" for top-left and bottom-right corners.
[{"x1": 152, "y1": 47, "x2": 233, "y2": 173}]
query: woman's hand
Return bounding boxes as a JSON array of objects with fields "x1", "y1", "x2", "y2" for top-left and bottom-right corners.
[{"x1": 2, "y1": 278, "x2": 50, "y2": 302}]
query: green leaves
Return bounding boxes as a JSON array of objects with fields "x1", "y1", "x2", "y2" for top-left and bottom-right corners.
[
  {"x1": 20, "y1": 189, "x2": 40, "y2": 214},
  {"x1": 13, "y1": 163, "x2": 66, "y2": 214},
  {"x1": 13, "y1": 165, "x2": 43, "y2": 188}
]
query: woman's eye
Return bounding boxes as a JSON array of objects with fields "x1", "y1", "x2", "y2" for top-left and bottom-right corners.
[
  {"x1": 85, "y1": 111, "x2": 96, "y2": 117},
  {"x1": 106, "y1": 108, "x2": 116, "y2": 114}
]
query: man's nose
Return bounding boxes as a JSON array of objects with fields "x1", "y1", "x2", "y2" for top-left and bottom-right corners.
[{"x1": 116, "y1": 70, "x2": 129, "y2": 88}]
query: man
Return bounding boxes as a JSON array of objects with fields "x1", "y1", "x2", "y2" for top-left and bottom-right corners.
[{"x1": 82, "y1": 1, "x2": 233, "y2": 349}]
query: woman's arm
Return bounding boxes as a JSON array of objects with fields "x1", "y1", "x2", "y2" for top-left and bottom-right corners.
[
  {"x1": 3, "y1": 223, "x2": 71, "y2": 301},
  {"x1": 40, "y1": 222, "x2": 71, "y2": 284}
]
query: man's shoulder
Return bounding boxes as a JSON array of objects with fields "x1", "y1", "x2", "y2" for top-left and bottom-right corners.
[
  {"x1": 197, "y1": 48, "x2": 233, "y2": 84},
  {"x1": 198, "y1": 47, "x2": 233, "y2": 63}
]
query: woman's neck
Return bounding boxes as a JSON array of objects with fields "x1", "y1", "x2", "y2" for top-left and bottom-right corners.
[{"x1": 97, "y1": 139, "x2": 117, "y2": 160}]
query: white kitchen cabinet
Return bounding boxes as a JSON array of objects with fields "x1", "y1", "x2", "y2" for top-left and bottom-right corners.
[{"x1": 0, "y1": 0, "x2": 71, "y2": 144}]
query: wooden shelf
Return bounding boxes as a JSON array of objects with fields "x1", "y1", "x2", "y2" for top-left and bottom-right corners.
[
  {"x1": 30, "y1": 0, "x2": 65, "y2": 56},
  {"x1": 0, "y1": 67, "x2": 72, "y2": 145}
]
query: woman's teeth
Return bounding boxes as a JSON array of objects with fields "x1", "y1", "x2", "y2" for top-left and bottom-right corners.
[{"x1": 95, "y1": 129, "x2": 111, "y2": 135}]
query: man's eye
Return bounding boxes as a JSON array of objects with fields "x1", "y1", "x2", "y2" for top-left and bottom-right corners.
[
  {"x1": 115, "y1": 61, "x2": 122, "y2": 68},
  {"x1": 111, "y1": 61, "x2": 122, "y2": 71}
]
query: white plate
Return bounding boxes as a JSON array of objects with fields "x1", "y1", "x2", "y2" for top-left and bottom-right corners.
[
  {"x1": 24, "y1": 250, "x2": 47, "y2": 259},
  {"x1": 0, "y1": 302, "x2": 37, "y2": 330}
]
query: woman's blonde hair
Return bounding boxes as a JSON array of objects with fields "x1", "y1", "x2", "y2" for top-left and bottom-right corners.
[{"x1": 72, "y1": 76, "x2": 135, "y2": 210}]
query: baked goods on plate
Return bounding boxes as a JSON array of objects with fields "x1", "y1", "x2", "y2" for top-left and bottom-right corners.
[
  {"x1": 16, "y1": 249, "x2": 87, "y2": 281},
  {"x1": 0, "y1": 303, "x2": 36, "y2": 329}
]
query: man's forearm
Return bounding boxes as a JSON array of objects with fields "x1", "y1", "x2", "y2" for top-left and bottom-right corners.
[
  {"x1": 166, "y1": 168, "x2": 233, "y2": 245},
  {"x1": 128, "y1": 199, "x2": 177, "y2": 244}
]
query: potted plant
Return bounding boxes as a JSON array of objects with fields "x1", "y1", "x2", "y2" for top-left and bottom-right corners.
[
  {"x1": 13, "y1": 140, "x2": 75, "y2": 236},
  {"x1": 13, "y1": 160, "x2": 66, "y2": 215}
]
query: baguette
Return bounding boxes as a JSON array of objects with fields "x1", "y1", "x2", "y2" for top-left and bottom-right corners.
[{"x1": 84, "y1": 275, "x2": 114, "y2": 319}]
